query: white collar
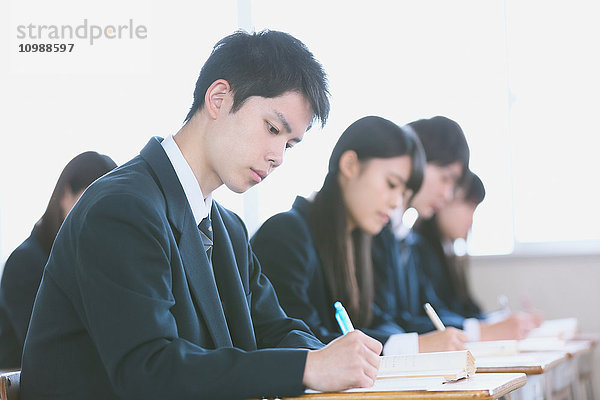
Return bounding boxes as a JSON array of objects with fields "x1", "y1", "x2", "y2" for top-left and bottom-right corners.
[{"x1": 161, "y1": 134, "x2": 212, "y2": 225}]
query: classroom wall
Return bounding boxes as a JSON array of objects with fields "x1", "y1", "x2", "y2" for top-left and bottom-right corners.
[{"x1": 469, "y1": 253, "x2": 600, "y2": 393}]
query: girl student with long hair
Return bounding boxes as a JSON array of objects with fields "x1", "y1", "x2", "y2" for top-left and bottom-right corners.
[
  {"x1": 251, "y1": 116, "x2": 467, "y2": 355},
  {"x1": 373, "y1": 116, "x2": 538, "y2": 342},
  {"x1": 413, "y1": 170, "x2": 487, "y2": 319},
  {"x1": 413, "y1": 171, "x2": 542, "y2": 338},
  {"x1": 0, "y1": 151, "x2": 116, "y2": 368}
]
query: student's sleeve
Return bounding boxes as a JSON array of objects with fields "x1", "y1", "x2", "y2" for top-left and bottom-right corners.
[
  {"x1": 371, "y1": 303, "x2": 419, "y2": 355},
  {"x1": 372, "y1": 231, "x2": 461, "y2": 334},
  {"x1": 251, "y1": 213, "x2": 341, "y2": 344},
  {"x1": 371, "y1": 229, "x2": 401, "y2": 326},
  {"x1": 382, "y1": 256, "x2": 441, "y2": 334},
  {"x1": 0, "y1": 295, "x2": 22, "y2": 368},
  {"x1": 361, "y1": 303, "x2": 408, "y2": 344},
  {"x1": 231, "y1": 213, "x2": 324, "y2": 350},
  {"x1": 73, "y1": 194, "x2": 311, "y2": 399},
  {"x1": 248, "y1": 250, "x2": 326, "y2": 349},
  {"x1": 411, "y1": 239, "x2": 468, "y2": 332},
  {"x1": 420, "y1": 274, "x2": 468, "y2": 329},
  {"x1": 417, "y1": 239, "x2": 454, "y2": 308},
  {"x1": 418, "y1": 268, "x2": 482, "y2": 341},
  {"x1": 1, "y1": 244, "x2": 45, "y2": 347},
  {"x1": 372, "y1": 229, "x2": 428, "y2": 334}
]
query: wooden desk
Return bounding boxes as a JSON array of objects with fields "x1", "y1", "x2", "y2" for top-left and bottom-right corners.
[
  {"x1": 283, "y1": 373, "x2": 526, "y2": 400},
  {"x1": 476, "y1": 352, "x2": 569, "y2": 400},
  {"x1": 476, "y1": 351, "x2": 567, "y2": 374},
  {"x1": 0, "y1": 371, "x2": 20, "y2": 400}
]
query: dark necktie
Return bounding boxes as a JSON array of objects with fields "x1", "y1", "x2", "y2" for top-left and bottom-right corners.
[
  {"x1": 198, "y1": 216, "x2": 213, "y2": 261},
  {"x1": 199, "y1": 215, "x2": 230, "y2": 328}
]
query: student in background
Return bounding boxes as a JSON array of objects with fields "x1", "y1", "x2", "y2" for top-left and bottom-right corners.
[
  {"x1": 21, "y1": 30, "x2": 383, "y2": 400},
  {"x1": 414, "y1": 171, "x2": 541, "y2": 338},
  {"x1": 0, "y1": 151, "x2": 117, "y2": 369},
  {"x1": 252, "y1": 116, "x2": 467, "y2": 355},
  {"x1": 373, "y1": 116, "x2": 471, "y2": 335},
  {"x1": 373, "y1": 116, "x2": 538, "y2": 341},
  {"x1": 413, "y1": 170, "x2": 486, "y2": 319}
]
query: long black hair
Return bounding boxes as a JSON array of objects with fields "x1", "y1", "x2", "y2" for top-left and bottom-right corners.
[
  {"x1": 406, "y1": 115, "x2": 470, "y2": 184},
  {"x1": 310, "y1": 116, "x2": 425, "y2": 326},
  {"x1": 37, "y1": 151, "x2": 116, "y2": 256},
  {"x1": 414, "y1": 171, "x2": 485, "y2": 316}
]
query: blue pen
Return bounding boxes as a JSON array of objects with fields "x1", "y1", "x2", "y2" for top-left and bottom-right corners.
[{"x1": 334, "y1": 301, "x2": 354, "y2": 334}]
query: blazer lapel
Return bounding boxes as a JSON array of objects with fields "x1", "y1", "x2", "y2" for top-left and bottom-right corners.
[
  {"x1": 140, "y1": 137, "x2": 232, "y2": 348},
  {"x1": 178, "y1": 212, "x2": 232, "y2": 348},
  {"x1": 211, "y1": 206, "x2": 257, "y2": 351}
]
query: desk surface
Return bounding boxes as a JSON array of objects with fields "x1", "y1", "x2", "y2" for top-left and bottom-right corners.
[
  {"x1": 475, "y1": 351, "x2": 567, "y2": 375},
  {"x1": 572, "y1": 333, "x2": 600, "y2": 345},
  {"x1": 561, "y1": 340, "x2": 594, "y2": 357},
  {"x1": 285, "y1": 373, "x2": 527, "y2": 400},
  {"x1": 518, "y1": 338, "x2": 594, "y2": 356}
]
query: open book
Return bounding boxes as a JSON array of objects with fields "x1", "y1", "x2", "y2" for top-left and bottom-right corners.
[
  {"x1": 526, "y1": 318, "x2": 578, "y2": 340},
  {"x1": 518, "y1": 336, "x2": 567, "y2": 352},
  {"x1": 466, "y1": 340, "x2": 519, "y2": 357},
  {"x1": 378, "y1": 350, "x2": 476, "y2": 382}
]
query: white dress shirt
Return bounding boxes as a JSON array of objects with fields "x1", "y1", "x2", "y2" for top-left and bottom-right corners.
[{"x1": 161, "y1": 134, "x2": 212, "y2": 225}]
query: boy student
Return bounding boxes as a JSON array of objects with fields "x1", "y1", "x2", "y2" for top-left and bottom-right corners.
[{"x1": 20, "y1": 30, "x2": 382, "y2": 400}]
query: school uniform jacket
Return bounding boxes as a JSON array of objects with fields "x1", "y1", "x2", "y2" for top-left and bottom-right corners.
[
  {"x1": 251, "y1": 196, "x2": 406, "y2": 345},
  {"x1": 413, "y1": 234, "x2": 483, "y2": 319},
  {"x1": 372, "y1": 227, "x2": 468, "y2": 334},
  {"x1": 20, "y1": 137, "x2": 322, "y2": 400},
  {"x1": 0, "y1": 226, "x2": 47, "y2": 368}
]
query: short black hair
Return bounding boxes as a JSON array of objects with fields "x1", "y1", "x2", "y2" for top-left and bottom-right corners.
[{"x1": 185, "y1": 29, "x2": 330, "y2": 128}]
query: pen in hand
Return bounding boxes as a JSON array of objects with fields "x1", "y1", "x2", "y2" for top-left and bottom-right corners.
[
  {"x1": 424, "y1": 303, "x2": 446, "y2": 331},
  {"x1": 334, "y1": 301, "x2": 354, "y2": 334}
]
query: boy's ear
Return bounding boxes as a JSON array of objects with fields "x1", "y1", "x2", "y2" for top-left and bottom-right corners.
[
  {"x1": 204, "y1": 79, "x2": 231, "y2": 119},
  {"x1": 338, "y1": 150, "x2": 360, "y2": 179}
]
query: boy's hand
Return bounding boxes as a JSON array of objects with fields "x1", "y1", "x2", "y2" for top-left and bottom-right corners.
[{"x1": 303, "y1": 330, "x2": 382, "y2": 392}]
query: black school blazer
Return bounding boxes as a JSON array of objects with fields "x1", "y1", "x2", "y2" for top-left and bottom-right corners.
[{"x1": 21, "y1": 137, "x2": 322, "y2": 400}]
